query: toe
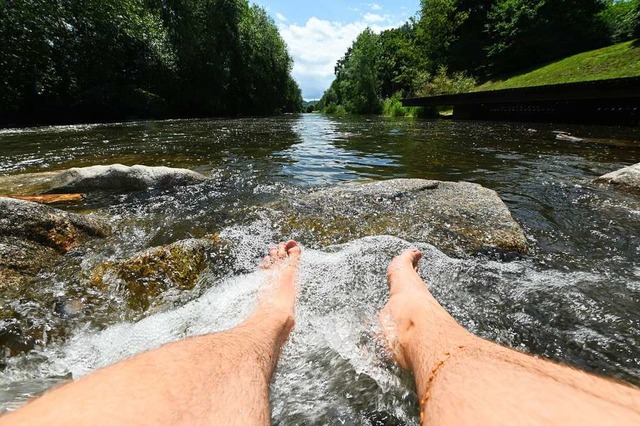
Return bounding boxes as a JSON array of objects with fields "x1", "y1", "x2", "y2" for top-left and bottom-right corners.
[
  {"x1": 285, "y1": 240, "x2": 301, "y2": 259},
  {"x1": 278, "y1": 242, "x2": 287, "y2": 259},
  {"x1": 259, "y1": 255, "x2": 272, "y2": 269},
  {"x1": 269, "y1": 247, "x2": 278, "y2": 259}
]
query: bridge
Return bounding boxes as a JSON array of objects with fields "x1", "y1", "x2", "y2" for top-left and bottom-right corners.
[{"x1": 402, "y1": 76, "x2": 640, "y2": 125}]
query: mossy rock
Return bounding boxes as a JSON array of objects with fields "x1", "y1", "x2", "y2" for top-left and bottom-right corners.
[
  {"x1": 91, "y1": 236, "x2": 226, "y2": 313},
  {"x1": 265, "y1": 179, "x2": 528, "y2": 258}
]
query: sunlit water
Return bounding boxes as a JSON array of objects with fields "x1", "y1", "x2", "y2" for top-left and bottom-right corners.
[{"x1": 0, "y1": 115, "x2": 639, "y2": 424}]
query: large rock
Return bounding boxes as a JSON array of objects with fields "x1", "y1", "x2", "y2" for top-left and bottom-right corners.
[
  {"x1": 91, "y1": 236, "x2": 225, "y2": 313},
  {"x1": 0, "y1": 164, "x2": 207, "y2": 196},
  {"x1": 45, "y1": 164, "x2": 207, "y2": 193},
  {"x1": 266, "y1": 179, "x2": 527, "y2": 257},
  {"x1": 594, "y1": 163, "x2": 640, "y2": 194},
  {"x1": 0, "y1": 198, "x2": 111, "y2": 356}
]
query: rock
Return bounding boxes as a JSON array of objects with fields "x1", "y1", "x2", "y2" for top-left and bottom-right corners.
[
  {"x1": 91, "y1": 236, "x2": 224, "y2": 313},
  {"x1": 45, "y1": 164, "x2": 207, "y2": 193},
  {"x1": 556, "y1": 133, "x2": 584, "y2": 142},
  {"x1": 594, "y1": 163, "x2": 640, "y2": 194},
  {"x1": 266, "y1": 179, "x2": 527, "y2": 257},
  {"x1": 0, "y1": 198, "x2": 110, "y2": 255},
  {"x1": 0, "y1": 198, "x2": 110, "y2": 356}
]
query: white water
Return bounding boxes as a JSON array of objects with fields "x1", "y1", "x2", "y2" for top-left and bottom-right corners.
[{"x1": 4, "y1": 214, "x2": 634, "y2": 424}]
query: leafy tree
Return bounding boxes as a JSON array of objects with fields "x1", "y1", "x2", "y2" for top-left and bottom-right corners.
[
  {"x1": 416, "y1": 0, "x2": 468, "y2": 73},
  {"x1": 379, "y1": 23, "x2": 420, "y2": 98},
  {"x1": 486, "y1": 0, "x2": 608, "y2": 76},
  {"x1": 0, "y1": 0, "x2": 301, "y2": 124},
  {"x1": 635, "y1": 0, "x2": 640, "y2": 37},
  {"x1": 599, "y1": 0, "x2": 640, "y2": 43},
  {"x1": 337, "y1": 29, "x2": 383, "y2": 114}
]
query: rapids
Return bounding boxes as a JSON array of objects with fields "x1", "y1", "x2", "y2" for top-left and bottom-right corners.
[{"x1": 0, "y1": 114, "x2": 639, "y2": 424}]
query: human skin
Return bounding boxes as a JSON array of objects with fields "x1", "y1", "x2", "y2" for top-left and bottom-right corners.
[
  {"x1": 379, "y1": 248, "x2": 640, "y2": 425},
  {"x1": 0, "y1": 241, "x2": 301, "y2": 426}
]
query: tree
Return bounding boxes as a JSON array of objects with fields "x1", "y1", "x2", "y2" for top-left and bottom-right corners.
[
  {"x1": 337, "y1": 29, "x2": 383, "y2": 114},
  {"x1": 379, "y1": 23, "x2": 420, "y2": 98},
  {"x1": 416, "y1": 0, "x2": 468, "y2": 73},
  {"x1": 486, "y1": 0, "x2": 608, "y2": 76},
  {"x1": 599, "y1": 0, "x2": 640, "y2": 44},
  {"x1": 635, "y1": 0, "x2": 640, "y2": 37}
]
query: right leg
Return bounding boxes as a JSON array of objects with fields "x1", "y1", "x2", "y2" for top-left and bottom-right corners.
[{"x1": 380, "y1": 249, "x2": 640, "y2": 425}]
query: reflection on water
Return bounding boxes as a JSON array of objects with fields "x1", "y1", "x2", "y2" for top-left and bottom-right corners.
[{"x1": 0, "y1": 115, "x2": 639, "y2": 424}]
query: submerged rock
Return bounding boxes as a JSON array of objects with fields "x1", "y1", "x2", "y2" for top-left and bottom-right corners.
[
  {"x1": 45, "y1": 164, "x2": 207, "y2": 193},
  {"x1": 91, "y1": 236, "x2": 224, "y2": 313},
  {"x1": 266, "y1": 179, "x2": 527, "y2": 257},
  {"x1": 0, "y1": 198, "x2": 110, "y2": 356},
  {"x1": 594, "y1": 163, "x2": 640, "y2": 194}
]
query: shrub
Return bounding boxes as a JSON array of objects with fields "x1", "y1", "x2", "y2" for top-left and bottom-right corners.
[{"x1": 417, "y1": 66, "x2": 477, "y2": 97}]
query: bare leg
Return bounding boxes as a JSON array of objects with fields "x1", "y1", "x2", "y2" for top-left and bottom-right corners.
[
  {"x1": 380, "y1": 249, "x2": 640, "y2": 425},
  {"x1": 1, "y1": 241, "x2": 301, "y2": 426}
]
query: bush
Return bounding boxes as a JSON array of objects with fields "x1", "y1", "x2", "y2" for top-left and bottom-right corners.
[
  {"x1": 322, "y1": 103, "x2": 347, "y2": 115},
  {"x1": 417, "y1": 66, "x2": 476, "y2": 96},
  {"x1": 382, "y1": 92, "x2": 420, "y2": 117}
]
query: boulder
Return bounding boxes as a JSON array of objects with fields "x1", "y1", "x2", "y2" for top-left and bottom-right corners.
[
  {"x1": 594, "y1": 163, "x2": 640, "y2": 194},
  {"x1": 91, "y1": 236, "x2": 224, "y2": 313},
  {"x1": 45, "y1": 164, "x2": 207, "y2": 193},
  {"x1": 0, "y1": 165, "x2": 207, "y2": 196},
  {"x1": 0, "y1": 198, "x2": 111, "y2": 356},
  {"x1": 266, "y1": 179, "x2": 528, "y2": 257},
  {"x1": 0, "y1": 198, "x2": 110, "y2": 258}
]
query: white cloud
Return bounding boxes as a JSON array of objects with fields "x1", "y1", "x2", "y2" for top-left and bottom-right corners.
[
  {"x1": 363, "y1": 13, "x2": 386, "y2": 23},
  {"x1": 370, "y1": 3, "x2": 382, "y2": 11},
  {"x1": 278, "y1": 17, "x2": 398, "y2": 100},
  {"x1": 275, "y1": 12, "x2": 287, "y2": 22}
]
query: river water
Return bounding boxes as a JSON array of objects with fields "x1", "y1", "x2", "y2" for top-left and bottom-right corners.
[{"x1": 0, "y1": 114, "x2": 639, "y2": 424}]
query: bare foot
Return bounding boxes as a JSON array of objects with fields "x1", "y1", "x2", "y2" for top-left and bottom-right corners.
[
  {"x1": 379, "y1": 249, "x2": 470, "y2": 371},
  {"x1": 257, "y1": 240, "x2": 301, "y2": 334}
]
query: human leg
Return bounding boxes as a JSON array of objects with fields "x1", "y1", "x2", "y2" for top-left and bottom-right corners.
[
  {"x1": 1, "y1": 241, "x2": 301, "y2": 426},
  {"x1": 380, "y1": 249, "x2": 640, "y2": 425}
]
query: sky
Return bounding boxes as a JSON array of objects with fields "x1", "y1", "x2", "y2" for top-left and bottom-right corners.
[{"x1": 253, "y1": 1, "x2": 420, "y2": 100}]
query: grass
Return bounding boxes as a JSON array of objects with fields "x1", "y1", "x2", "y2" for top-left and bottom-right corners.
[{"x1": 476, "y1": 40, "x2": 640, "y2": 91}]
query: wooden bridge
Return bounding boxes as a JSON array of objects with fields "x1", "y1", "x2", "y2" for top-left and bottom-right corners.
[{"x1": 402, "y1": 76, "x2": 640, "y2": 125}]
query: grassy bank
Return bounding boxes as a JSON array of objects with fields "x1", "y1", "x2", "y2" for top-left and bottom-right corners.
[{"x1": 477, "y1": 40, "x2": 640, "y2": 91}]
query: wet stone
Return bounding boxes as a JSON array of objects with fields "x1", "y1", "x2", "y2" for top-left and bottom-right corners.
[
  {"x1": 90, "y1": 236, "x2": 225, "y2": 313},
  {"x1": 0, "y1": 198, "x2": 110, "y2": 357},
  {"x1": 594, "y1": 162, "x2": 640, "y2": 194},
  {"x1": 265, "y1": 179, "x2": 528, "y2": 258},
  {"x1": 45, "y1": 164, "x2": 207, "y2": 194}
]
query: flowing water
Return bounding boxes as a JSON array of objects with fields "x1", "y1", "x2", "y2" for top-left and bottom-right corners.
[{"x1": 0, "y1": 114, "x2": 639, "y2": 424}]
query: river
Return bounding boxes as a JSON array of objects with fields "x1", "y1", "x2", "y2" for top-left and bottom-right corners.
[{"x1": 0, "y1": 114, "x2": 639, "y2": 424}]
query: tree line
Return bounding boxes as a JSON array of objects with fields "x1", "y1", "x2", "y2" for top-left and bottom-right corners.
[
  {"x1": 317, "y1": 0, "x2": 640, "y2": 115},
  {"x1": 0, "y1": 0, "x2": 303, "y2": 126}
]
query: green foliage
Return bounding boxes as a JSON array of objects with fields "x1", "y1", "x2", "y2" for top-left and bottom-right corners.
[
  {"x1": 477, "y1": 40, "x2": 640, "y2": 91},
  {"x1": 417, "y1": 67, "x2": 477, "y2": 96},
  {"x1": 379, "y1": 23, "x2": 421, "y2": 98},
  {"x1": 319, "y1": 29, "x2": 383, "y2": 115},
  {"x1": 0, "y1": 0, "x2": 301, "y2": 124},
  {"x1": 320, "y1": 0, "x2": 638, "y2": 117},
  {"x1": 416, "y1": 0, "x2": 468, "y2": 73},
  {"x1": 635, "y1": 0, "x2": 640, "y2": 37},
  {"x1": 600, "y1": 0, "x2": 640, "y2": 43},
  {"x1": 486, "y1": 0, "x2": 608, "y2": 76},
  {"x1": 382, "y1": 92, "x2": 419, "y2": 117}
]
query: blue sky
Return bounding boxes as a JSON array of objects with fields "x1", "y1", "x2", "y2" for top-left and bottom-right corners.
[{"x1": 253, "y1": 1, "x2": 420, "y2": 100}]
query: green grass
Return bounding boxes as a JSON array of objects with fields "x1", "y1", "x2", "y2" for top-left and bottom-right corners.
[{"x1": 476, "y1": 40, "x2": 640, "y2": 91}]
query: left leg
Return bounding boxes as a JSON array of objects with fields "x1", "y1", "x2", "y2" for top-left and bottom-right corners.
[{"x1": 1, "y1": 241, "x2": 301, "y2": 426}]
